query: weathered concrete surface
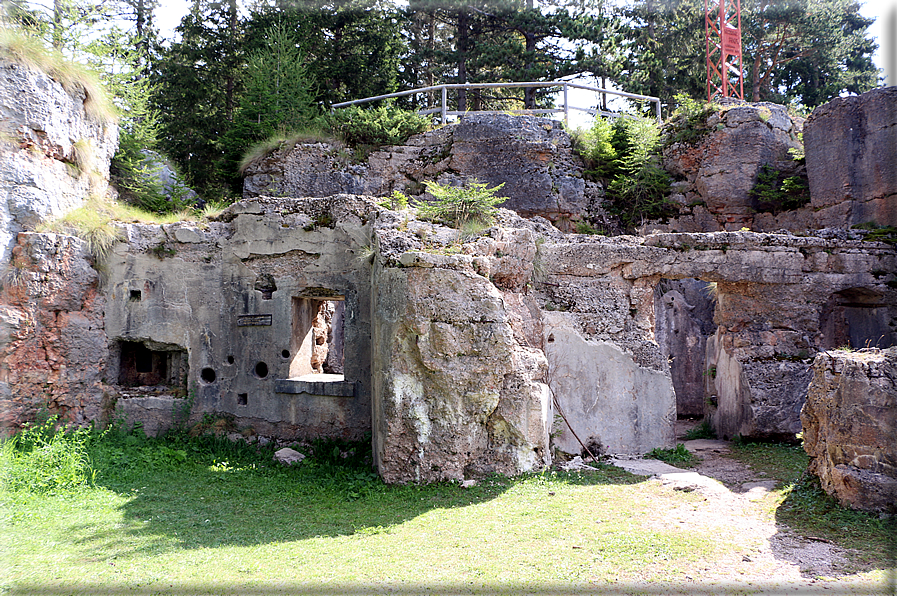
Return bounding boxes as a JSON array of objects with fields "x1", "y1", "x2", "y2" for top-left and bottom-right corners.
[
  {"x1": 801, "y1": 348, "x2": 897, "y2": 511},
  {"x1": 102, "y1": 195, "x2": 378, "y2": 441},
  {"x1": 659, "y1": 103, "x2": 805, "y2": 232},
  {"x1": 0, "y1": 233, "x2": 108, "y2": 431},
  {"x1": 654, "y1": 278, "x2": 716, "y2": 417},
  {"x1": 542, "y1": 231, "x2": 896, "y2": 441},
  {"x1": 804, "y1": 87, "x2": 897, "y2": 228},
  {"x1": 544, "y1": 312, "x2": 676, "y2": 455},
  {"x1": 0, "y1": 59, "x2": 118, "y2": 264},
  {"x1": 243, "y1": 114, "x2": 606, "y2": 231},
  {"x1": 2, "y1": 195, "x2": 894, "y2": 479}
]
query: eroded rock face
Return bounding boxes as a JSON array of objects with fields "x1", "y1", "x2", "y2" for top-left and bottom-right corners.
[
  {"x1": 801, "y1": 348, "x2": 897, "y2": 511},
  {"x1": 371, "y1": 241, "x2": 551, "y2": 483},
  {"x1": 0, "y1": 59, "x2": 118, "y2": 263},
  {"x1": 243, "y1": 114, "x2": 605, "y2": 231},
  {"x1": 804, "y1": 87, "x2": 897, "y2": 228},
  {"x1": 0, "y1": 233, "x2": 108, "y2": 430},
  {"x1": 659, "y1": 103, "x2": 805, "y2": 232}
]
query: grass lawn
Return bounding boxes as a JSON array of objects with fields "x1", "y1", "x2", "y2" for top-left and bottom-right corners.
[{"x1": 1, "y1": 420, "x2": 893, "y2": 595}]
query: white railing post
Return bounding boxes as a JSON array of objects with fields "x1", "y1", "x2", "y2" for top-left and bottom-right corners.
[
  {"x1": 563, "y1": 82, "x2": 569, "y2": 126},
  {"x1": 441, "y1": 86, "x2": 447, "y2": 124}
]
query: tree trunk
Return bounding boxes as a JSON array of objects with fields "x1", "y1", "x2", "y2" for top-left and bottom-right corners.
[
  {"x1": 523, "y1": 0, "x2": 536, "y2": 110},
  {"x1": 751, "y1": 55, "x2": 762, "y2": 102},
  {"x1": 53, "y1": 0, "x2": 63, "y2": 49},
  {"x1": 457, "y1": 7, "x2": 468, "y2": 113},
  {"x1": 225, "y1": 0, "x2": 237, "y2": 122},
  {"x1": 523, "y1": 30, "x2": 536, "y2": 109},
  {"x1": 427, "y1": 11, "x2": 435, "y2": 108}
]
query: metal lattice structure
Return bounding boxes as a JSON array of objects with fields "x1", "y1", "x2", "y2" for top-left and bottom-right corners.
[{"x1": 705, "y1": 0, "x2": 744, "y2": 101}]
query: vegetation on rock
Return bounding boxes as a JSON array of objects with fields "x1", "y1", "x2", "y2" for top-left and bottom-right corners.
[
  {"x1": 575, "y1": 114, "x2": 674, "y2": 231},
  {"x1": 415, "y1": 179, "x2": 505, "y2": 230}
]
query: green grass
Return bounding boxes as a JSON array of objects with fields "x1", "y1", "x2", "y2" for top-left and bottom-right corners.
[
  {"x1": 645, "y1": 443, "x2": 697, "y2": 466},
  {"x1": 2, "y1": 423, "x2": 893, "y2": 594},
  {"x1": 682, "y1": 420, "x2": 716, "y2": 440},
  {"x1": 0, "y1": 423, "x2": 738, "y2": 594}
]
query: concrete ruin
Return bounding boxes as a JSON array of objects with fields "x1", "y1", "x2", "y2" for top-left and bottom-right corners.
[
  {"x1": 802, "y1": 347, "x2": 897, "y2": 512},
  {"x1": 1, "y1": 60, "x2": 895, "y2": 484}
]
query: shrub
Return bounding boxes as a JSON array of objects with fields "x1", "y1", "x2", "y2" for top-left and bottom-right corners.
[
  {"x1": 661, "y1": 93, "x2": 719, "y2": 147},
  {"x1": 749, "y1": 164, "x2": 811, "y2": 213},
  {"x1": 574, "y1": 115, "x2": 674, "y2": 232},
  {"x1": 415, "y1": 179, "x2": 505, "y2": 229},
  {"x1": 1, "y1": 415, "x2": 95, "y2": 494},
  {"x1": 683, "y1": 420, "x2": 716, "y2": 440},
  {"x1": 645, "y1": 443, "x2": 696, "y2": 466},
  {"x1": 328, "y1": 104, "x2": 430, "y2": 149},
  {"x1": 378, "y1": 190, "x2": 409, "y2": 211}
]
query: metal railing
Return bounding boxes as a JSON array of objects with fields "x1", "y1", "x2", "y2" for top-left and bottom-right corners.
[{"x1": 331, "y1": 81, "x2": 662, "y2": 124}]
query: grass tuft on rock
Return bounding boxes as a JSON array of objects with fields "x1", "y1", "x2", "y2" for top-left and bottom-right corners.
[{"x1": 0, "y1": 28, "x2": 116, "y2": 123}]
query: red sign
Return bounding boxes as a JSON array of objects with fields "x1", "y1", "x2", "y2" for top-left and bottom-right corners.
[{"x1": 722, "y1": 25, "x2": 741, "y2": 55}]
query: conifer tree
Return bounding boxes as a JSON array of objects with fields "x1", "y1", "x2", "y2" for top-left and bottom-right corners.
[{"x1": 218, "y1": 22, "x2": 319, "y2": 188}]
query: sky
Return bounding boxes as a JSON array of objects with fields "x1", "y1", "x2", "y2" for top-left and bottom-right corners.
[{"x1": 152, "y1": 0, "x2": 896, "y2": 87}]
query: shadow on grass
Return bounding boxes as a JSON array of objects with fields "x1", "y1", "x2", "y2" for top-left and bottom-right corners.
[
  {"x1": 75, "y1": 430, "x2": 645, "y2": 559},
  {"x1": 773, "y1": 474, "x2": 896, "y2": 575}
]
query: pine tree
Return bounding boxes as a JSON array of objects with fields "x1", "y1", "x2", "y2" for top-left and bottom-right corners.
[{"x1": 219, "y1": 22, "x2": 319, "y2": 186}]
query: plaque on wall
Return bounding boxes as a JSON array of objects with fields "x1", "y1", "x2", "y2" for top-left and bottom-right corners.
[{"x1": 237, "y1": 314, "x2": 273, "y2": 327}]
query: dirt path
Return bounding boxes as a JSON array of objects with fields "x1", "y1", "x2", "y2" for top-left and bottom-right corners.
[{"x1": 605, "y1": 428, "x2": 887, "y2": 592}]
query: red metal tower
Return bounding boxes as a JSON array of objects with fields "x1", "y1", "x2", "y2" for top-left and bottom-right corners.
[{"x1": 705, "y1": 0, "x2": 744, "y2": 101}]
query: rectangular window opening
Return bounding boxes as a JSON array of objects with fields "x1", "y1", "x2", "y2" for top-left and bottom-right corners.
[
  {"x1": 289, "y1": 296, "x2": 345, "y2": 381},
  {"x1": 118, "y1": 341, "x2": 187, "y2": 389}
]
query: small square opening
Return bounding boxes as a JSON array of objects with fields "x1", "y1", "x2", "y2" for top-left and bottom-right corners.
[
  {"x1": 238, "y1": 393, "x2": 248, "y2": 405},
  {"x1": 129, "y1": 289, "x2": 142, "y2": 301}
]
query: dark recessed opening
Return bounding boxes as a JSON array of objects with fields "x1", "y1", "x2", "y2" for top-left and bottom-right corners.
[
  {"x1": 129, "y1": 289, "x2": 142, "y2": 301},
  {"x1": 255, "y1": 362, "x2": 269, "y2": 379},
  {"x1": 255, "y1": 274, "x2": 277, "y2": 301},
  {"x1": 281, "y1": 349, "x2": 290, "y2": 359},
  {"x1": 200, "y1": 367, "x2": 216, "y2": 383},
  {"x1": 118, "y1": 341, "x2": 187, "y2": 389},
  {"x1": 237, "y1": 393, "x2": 248, "y2": 405},
  {"x1": 135, "y1": 346, "x2": 153, "y2": 373},
  {"x1": 227, "y1": 355, "x2": 235, "y2": 365}
]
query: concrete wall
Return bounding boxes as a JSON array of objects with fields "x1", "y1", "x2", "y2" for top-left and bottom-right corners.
[{"x1": 103, "y1": 196, "x2": 376, "y2": 440}]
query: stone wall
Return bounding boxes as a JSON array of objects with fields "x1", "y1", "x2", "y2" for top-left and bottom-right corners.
[
  {"x1": 2, "y1": 197, "x2": 894, "y2": 480},
  {"x1": 801, "y1": 348, "x2": 897, "y2": 511},
  {"x1": 0, "y1": 59, "x2": 118, "y2": 264}
]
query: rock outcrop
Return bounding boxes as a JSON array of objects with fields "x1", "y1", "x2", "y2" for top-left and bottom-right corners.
[
  {"x1": 0, "y1": 58, "x2": 118, "y2": 263},
  {"x1": 243, "y1": 114, "x2": 606, "y2": 231},
  {"x1": 801, "y1": 348, "x2": 897, "y2": 511},
  {"x1": 0, "y1": 233, "x2": 108, "y2": 427},
  {"x1": 658, "y1": 102, "x2": 806, "y2": 232},
  {"x1": 804, "y1": 86, "x2": 897, "y2": 228}
]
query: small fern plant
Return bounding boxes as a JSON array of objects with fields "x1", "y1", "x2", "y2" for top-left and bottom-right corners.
[{"x1": 415, "y1": 179, "x2": 505, "y2": 229}]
